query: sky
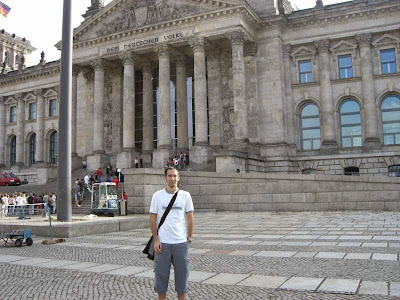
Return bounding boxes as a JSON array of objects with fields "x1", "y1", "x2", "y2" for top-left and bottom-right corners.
[{"x1": 0, "y1": 0, "x2": 348, "y2": 66}]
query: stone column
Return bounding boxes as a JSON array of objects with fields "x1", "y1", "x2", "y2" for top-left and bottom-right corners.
[
  {"x1": 71, "y1": 66, "x2": 79, "y2": 156},
  {"x1": 121, "y1": 51, "x2": 136, "y2": 151},
  {"x1": 152, "y1": 45, "x2": 172, "y2": 168},
  {"x1": 315, "y1": 39, "x2": 337, "y2": 149},
  {"x1": 207, "y1": 47, "x2": 223, "y2": 146},
  {"x1": 117, "y1": 51, "x2": 139, "y2": 169},
  {"x1": 142, "y1": 61, "x2": 154, "y2": 152},
  {"x1": 189, "y1": 36, "x2": 208, "y2": 145},
  {"x1": 87, "y1": 57, "x2": 109, "y2": 170},
  {"x1": 156, "y1": 45, "x2": 171, "y2": 148},
  {"x1": 92, "y1": 58, "x2": 105, "y2": 153},
  {"x1": 16, "y1": 93, "x2": 24, "y2": 166},
  {"x1": 176, "y1": 57, "x2": 189, "y2": 150},
  {"x1": 0, "y1": 97, "x2": 5, "y2": 167},
  {"x1": 35, "y1": 89, "x2": 45, "y2": 164},
  {"x1": 228, "y1": 30, "x2": 248, "y2": 143},
  {"x1": 356, "y1": 33, "x2": 380, "y2": 149},
  {"x1": 283, "y1": 44, "x2": 295, "y2": 147}
]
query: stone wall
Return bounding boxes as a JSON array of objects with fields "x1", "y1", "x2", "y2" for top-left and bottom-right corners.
[{"x1": 124, "y1": 169, "x2": 400, "y2": 214}]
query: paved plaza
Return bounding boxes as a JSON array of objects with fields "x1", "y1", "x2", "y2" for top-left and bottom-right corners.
[{"x1": 0, "y1": 211, "x2": 399, "y2": 299}]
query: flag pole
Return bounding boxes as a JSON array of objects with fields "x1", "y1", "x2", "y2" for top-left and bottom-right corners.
[{"x1": 57, "y1": 0, "x2": 72, "y2": 222}]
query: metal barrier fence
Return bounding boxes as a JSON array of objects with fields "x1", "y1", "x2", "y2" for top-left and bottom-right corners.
[{"x1": 0, "y1": 204, "x2": 52, "y2": 220}]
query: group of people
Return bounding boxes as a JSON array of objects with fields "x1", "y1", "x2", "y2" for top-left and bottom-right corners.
[
  {"x1": 164, "y1": 152, "x2": 189, "y2": 170},
  {"x1": 0, "y1": 192, "x2": 56, "y2": 219}
]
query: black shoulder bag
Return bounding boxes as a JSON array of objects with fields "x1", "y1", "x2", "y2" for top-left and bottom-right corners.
[{"x1": 143, "y1": 190, "x2": 179, "y2": 260}]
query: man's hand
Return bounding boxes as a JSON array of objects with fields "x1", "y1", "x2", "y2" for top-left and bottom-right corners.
[{"x1": 154, "y1": 238, "x2": 162, "y2": 254}]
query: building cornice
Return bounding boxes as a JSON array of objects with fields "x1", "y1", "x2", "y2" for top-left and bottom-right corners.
[
  {"x1": 72, "y1": 5, "x2": 261, "y2": 51},
  {"x1": 0, "y1": 62, "x2": 60, "y2": 87}
]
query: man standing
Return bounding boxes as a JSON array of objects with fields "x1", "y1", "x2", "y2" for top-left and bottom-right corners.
[{"x1": 149, "y1": 167, "x2": 194, "y2": 300}]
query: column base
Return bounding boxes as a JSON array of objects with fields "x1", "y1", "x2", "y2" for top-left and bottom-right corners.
[
  {"x1": 116, "y1": 150, "x2": 140, "y2": 169},
  {"x1": 141, "y1": 151, "x2": 153, "y2": 168},
  {"x1": 260, "y1": 143, "x2": 290, "y2": 158},
  {"x1": 71, "y1": 153, "x2": 83, "y2": 171},
  {"x1": 363, "y1": 137, "x2": 381, "y2": 150},
  {"x1": 189, "y1": 145, "x2": 213, "y2": 166},
  {"x1": 36, "y1": 164, "x2": 57, "y2": 185},
  {"x1": 87, "y1": 153, "x2": 110, "y2": 172},
  {"x1": 152, "y1": 148, "x2": 173, "y2": 169},
  {"x1": 11, "y1": 165, "x2": 22, "y2": 173}
]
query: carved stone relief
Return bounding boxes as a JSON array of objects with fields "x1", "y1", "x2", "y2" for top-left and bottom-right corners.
[
  {"x1": 96, "y1": 0, "x2": 199, "y2": 37},
  {"x1": 219, "y1": 50, "x2": 234, "y2": 144}
]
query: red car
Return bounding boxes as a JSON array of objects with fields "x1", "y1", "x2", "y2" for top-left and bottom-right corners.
[{"x1": 0, "y1": 173, "x2": 21, "y2": 186}]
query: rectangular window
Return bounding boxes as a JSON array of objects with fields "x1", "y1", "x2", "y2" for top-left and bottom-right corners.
[
  {"x1": 9, "y1": 106, "x2": 16, "y2": 123},
  {"x1": 29, "y1": 103, "x2": 36, "y2": 120},
  {"x1": 299, "y1": 60, "x2": 312, "y2": 83},
  {"x1": 381, "y1": 49, "x2": 397, "y2": 74},
  {"x1": 338, "y1": 55, "x2": 353, "y2": 79},
  {"x1": 49, "y1": 99, "x2": 57, "y2": 116}
]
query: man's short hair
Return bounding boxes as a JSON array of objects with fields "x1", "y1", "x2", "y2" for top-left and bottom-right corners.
[{"x1": 164, "y1": 166, "x2": 179, "y2": 176}]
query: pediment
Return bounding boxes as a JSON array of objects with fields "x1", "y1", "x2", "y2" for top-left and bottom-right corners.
[
  {"x1": 330, "y1": 40, "x2": 357, "y2": 53},
  {"x1": 290, "y1": 46, "x2": 316, "y2": 58},
  {"x1": 74, "y1": 0, "x2": 236, "y2": 42},
  {"x1": 5, "y1": 97, "x2": 17, "y2": 105},
  {"x1": 23, "y1": 93, "x2": 36, "y2": 102},
  {"x1": 372, "y1": 34, "x2": 400, "y2": 47},
  {"x1": 43, "y1": 89, "x2": 58, "y2": 99}
]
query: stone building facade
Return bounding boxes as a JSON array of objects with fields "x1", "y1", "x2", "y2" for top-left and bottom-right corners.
[{"x1": 0, "y1": 0, "x2": 400, "y2": 183}]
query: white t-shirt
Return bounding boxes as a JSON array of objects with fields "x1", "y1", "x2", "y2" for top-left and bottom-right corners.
[{"x1": 150, "y1": 189, "x2": 194, "y2": 244}]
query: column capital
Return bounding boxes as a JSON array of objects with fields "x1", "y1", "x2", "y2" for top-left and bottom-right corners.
[
  {"x1": 175, "y1": 55, "x2": 189, "y2": 67},
  {"x1": 314, "y1": 39, "x2": 330, "y2": 53},
  {"x1": 244, "y1": 42, "x2": 258, "y2": 57},
  {"x1": 142, "y1": 60, "x2": 153, "y2": 72},
  {"x1": 34, "y1": 89, "x2": 43, "y2": 98},
  {"x1": 72, "y1": 65, "x2": 82, "y2": 77},
  {"x1": 227, "y1": 30, "x2": 246, "y2": 46},
  {"x1": 356, "y1": 33, "x2": 372, "y2": 48},
  {"x1": 189, "y1": 36, "x2": 205, "y2": 53},
  {"x1": 92, "y1": 57, "x2": 105, "y2": 71},
  {"x1": 282, "y1": 44, "x2": 291, "y2": 57},
  {"x1": 119, "y1": 51, "x2": 136, "y2": 66},
  {"x1": 155, "y1": 44, "x2": 170, "y2": 59},
  {"x1": 83, "y1": 70, "x2": 95, "y2": 82}
]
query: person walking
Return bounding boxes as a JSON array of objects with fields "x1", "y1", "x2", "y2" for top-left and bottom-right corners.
[
  {"x1": 149, "y1": 167, "x2": 194, "y2": 300},
  {"x1": 72, "y1": 182, "x2": 81, "y2": 207}
]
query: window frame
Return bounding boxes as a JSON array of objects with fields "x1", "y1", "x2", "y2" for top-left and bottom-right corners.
[
  {"x1": 381, "y1": 94, "x2": 400, "y2": 145},
  {"x1": 29, "y1": 134, "x2": 36, "y2": 166},
  {"x1": 380, "y1": 48, "x2": 397, "y2": 74},
  {"x1": 338, "y1": 54, "x2": 354, "y2": 79},
  {"x1": 28, "y1": 102, "x2": 37, "y2": 120},
  {"x1": 49, "y1": 131, "x2": 58, "y2": 164},
  {"x1": 300, "y1": 103, "x2": 321, "y2": 150},
  {"x1": 9, "y1": 105, "x2": 17, "y2": 123},
  {"x1": 298, "y1": 59, "x2": 313, "y2": 84},
  {"x1": 49, "y1": 99, "x2": 57, "y2": 117},
  {"x1": 10, "y1": 135, "x2": 16, "y2": 166},
  {"x1": 339, "y1": 99, "x2": 362, "y2": 148}
]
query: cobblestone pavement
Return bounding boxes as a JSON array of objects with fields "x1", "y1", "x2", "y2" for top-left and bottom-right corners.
[{"x1": 0, "y1": 211, "x2": 399, "y2": 299}]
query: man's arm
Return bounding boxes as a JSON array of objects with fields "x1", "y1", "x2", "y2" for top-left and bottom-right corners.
[
  {"x1": 186, "y1": 211, "x2": 194, "y2": 241},
  {"x1": 150, "y1": 213, "x2": 162, "y2": 253}
]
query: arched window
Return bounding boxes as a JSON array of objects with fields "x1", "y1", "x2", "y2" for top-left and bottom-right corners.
[
  {"x1": 29, "y1": 134, "x2": 36, "y2": 166},
  {"x1": 300, "y1": 103, "x2": 321, "y2": 150},
  {"x1": 10, "y1": 136, "x2": 16, "y2": 166},
  {"x1": 340, "y1": 100, "x2": 362, "y2": 147},
  {"x1": 381, "y1": 95, "x2": 400, "y2": 145},
  {"x1": 49, "y1": 131, "x2": 58, "y2": 164}
]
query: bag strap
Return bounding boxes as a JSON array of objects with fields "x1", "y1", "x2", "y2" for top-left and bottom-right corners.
[{"x1": 157, "y1": 190, "x2": 179, "y2": 231}]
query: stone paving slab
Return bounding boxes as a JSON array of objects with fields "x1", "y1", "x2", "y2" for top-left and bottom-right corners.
[
  {"x1": 227, "y1": 250, "x2": 258, "y2": 256},
  {"x1": 58, "y1": 261, "x2": 100, "y2": 270},
  {"x1": 293, "y1": 252, "x2": 317, "y2": 258},
  {"x1": 318, "y1": 279, "x2": 360, "y2": 294},
  {"x1": 202, "y1": 273, "x2": 250, "y2": 285},
  {"x1": 390, "y1": 282, "x2": 400, "y2": 296},
  {"x1": 315, "y1": 252, "x2": 346, "y2": 259},
  {"x1": 344, "y1": 253, "x2": 372, "y2": 260},
  {"x1": 0, "y1": 255, "x2": 28, "y2": 263},
  {"x1": 10, "y1": 257, "x2": 53, "y2": 266},
  {"x1": 105, "y1": 266, "x2": 151, "y2": 276},
  {"x1": 188, "y1": 271, "x2": 217, "y2": 282},
  {"x1": 372, "y1": 253, "x2": 398, "y2": 261},
  {"x1": 39, "y1": 259, "x2": 80, "y2": 269},
  {"x1": 280, "y1": 276, "x2": 324, "y2": 292},
  {"x1": 189, "y1": 248, "x2": 213, "y2": 254},
  {"x1": 358, "y1": 281, "x2": 388, "y2": 295},
  {"x1": 238, "y1": 275, "x2": 288, "y2": 289},
  {"x1": 82, "y1": 264, "x2": 125, "y2": 273},
  {"x1": 254, "y1": 251, "x2": 297, "y2": 258}
]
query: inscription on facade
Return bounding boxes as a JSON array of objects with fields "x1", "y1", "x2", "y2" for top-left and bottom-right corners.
[{"x1": 101, "y1": 31, "x2": 191, "y2": 55}]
